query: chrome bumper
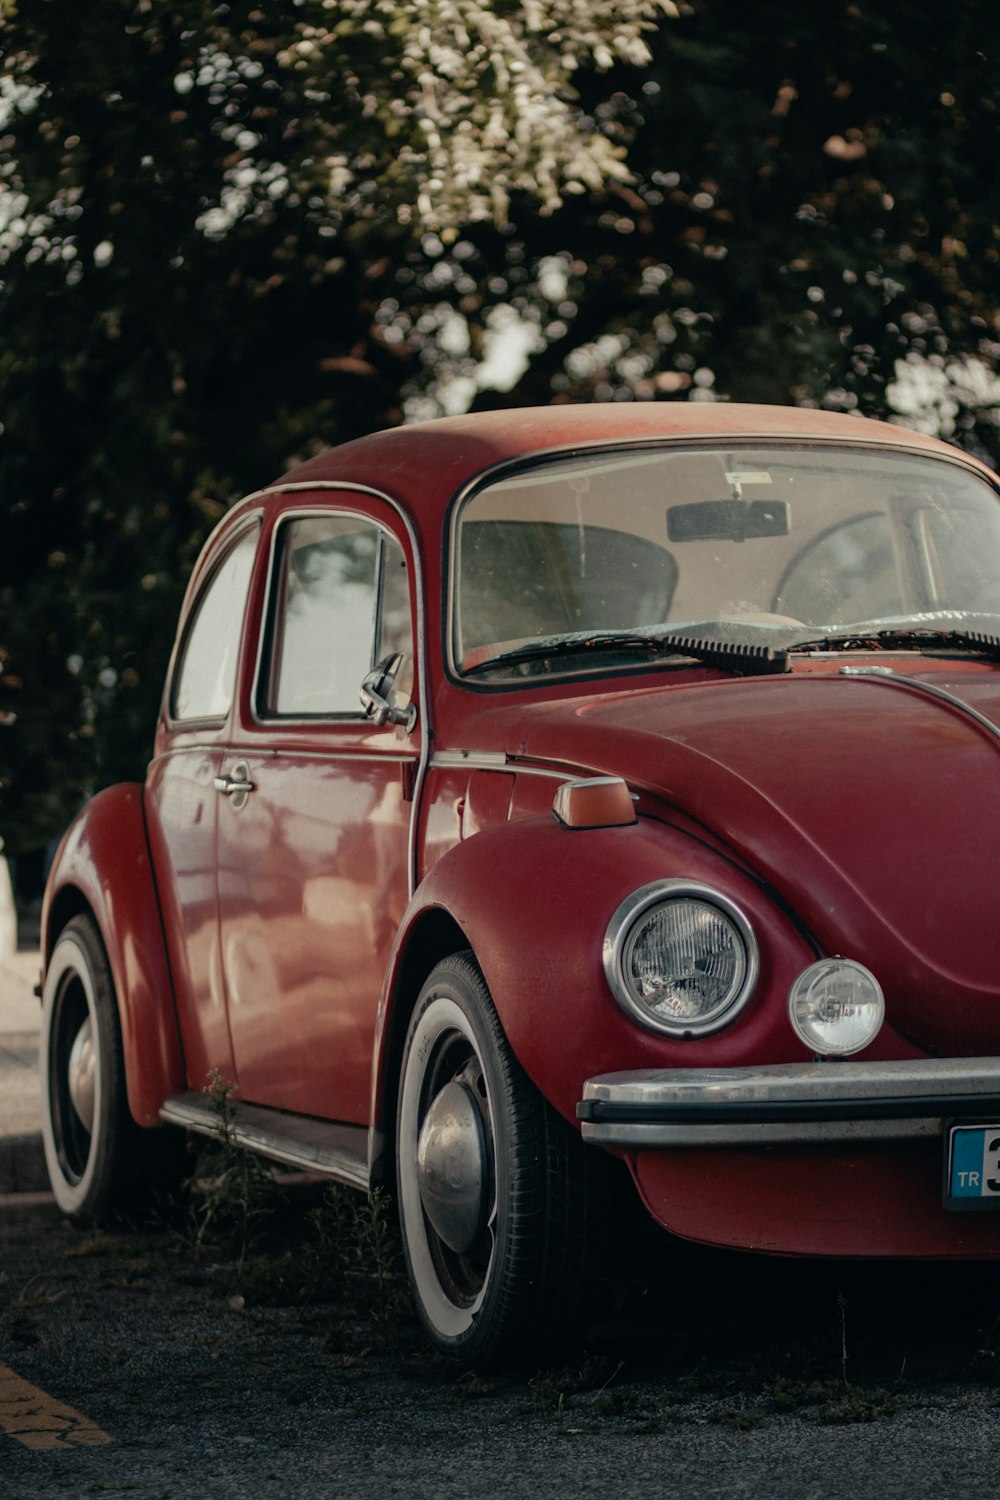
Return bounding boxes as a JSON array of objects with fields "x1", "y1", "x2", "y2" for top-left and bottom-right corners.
[{"x1": 577, "y1": 1057, "x2": 1000, "y2": 1147}]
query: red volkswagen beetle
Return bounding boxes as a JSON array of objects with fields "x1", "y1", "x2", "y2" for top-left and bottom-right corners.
[{"x1": 40, "y1": 403, "x2": 1000, "y2": 1363}]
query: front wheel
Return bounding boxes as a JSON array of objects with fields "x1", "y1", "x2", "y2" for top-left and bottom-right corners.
[
  {"x1": 41, "y1": 914, "x2": 183, "y2": 1221},
  {"x1": 396, "y1": 953, "x2": 608, "y2": 1366}
]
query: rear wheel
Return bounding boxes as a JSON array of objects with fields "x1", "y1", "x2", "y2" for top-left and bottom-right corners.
[
  {"x1": 396, "y1": 953, "x2": 608, "y2": 1366},
  {"x1": 41, "y1": 914, "x2": 183, "y2": 1221}
]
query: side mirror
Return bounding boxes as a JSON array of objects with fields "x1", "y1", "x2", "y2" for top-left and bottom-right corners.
[{"x1": 360, "y1": 653, "x2": 417, "y2": 733}]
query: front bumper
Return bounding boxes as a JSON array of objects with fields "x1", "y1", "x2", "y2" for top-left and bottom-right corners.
[{"x1": 577, "y1": 1057, "x2": 1000, "y2": 1147}]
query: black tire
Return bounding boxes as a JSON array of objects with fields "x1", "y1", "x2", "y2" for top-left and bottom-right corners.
[
  {"x1": 40, "y1": 914, "x2": 185, "y2": 1222},
  {"x1": 395, "y1": 952, "x2": 608, "y2": 1366}
]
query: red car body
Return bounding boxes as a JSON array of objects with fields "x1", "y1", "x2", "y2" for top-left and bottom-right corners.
[{"x1": 40, "y1": 402, "x2": 1000, "y2": 1361}]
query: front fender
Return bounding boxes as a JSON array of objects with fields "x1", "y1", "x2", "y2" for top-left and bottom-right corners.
[
  {"x1": 42, "y1": 784, "x2": 185, "y2": 1127},
  {"x1": 373, "y1": 813, "x2": 818, "y2": 1129}
]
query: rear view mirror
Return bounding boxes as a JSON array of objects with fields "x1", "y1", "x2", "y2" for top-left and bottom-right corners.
[{"x1": 667, "y1": 499, "x2": 790, "y2": 543}]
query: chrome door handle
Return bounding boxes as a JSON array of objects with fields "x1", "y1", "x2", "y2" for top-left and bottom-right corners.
[{"x1": 213, "y1": 761, "x2": 255, "y2": 809}]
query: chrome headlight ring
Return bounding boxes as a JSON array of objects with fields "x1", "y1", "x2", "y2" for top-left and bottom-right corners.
[{"x1": 603, "y1": 880, "x2": 760, "y2": 1038}]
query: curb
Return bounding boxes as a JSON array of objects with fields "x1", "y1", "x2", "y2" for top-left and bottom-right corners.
[{"x1": 0, "y1": 1131, "x2": 48, "y2": 1196}]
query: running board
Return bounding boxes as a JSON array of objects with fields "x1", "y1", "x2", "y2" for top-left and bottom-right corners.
[{"x1": 159, "y1": 1091, "x2": 370, "y2": 1191}]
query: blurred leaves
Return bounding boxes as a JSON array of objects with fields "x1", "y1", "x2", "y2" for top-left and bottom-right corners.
[{"x1": 1, "y1": 0, "x2": 999, "y2": 861}]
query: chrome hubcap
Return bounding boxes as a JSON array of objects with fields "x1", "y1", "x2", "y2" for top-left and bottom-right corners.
[
  {"x1": 67, "y1": 1019, "x2": 96, "y2": 1135},
  {"x1": 416, "y1": 1080, "x2": 486, "y2": 1254}
]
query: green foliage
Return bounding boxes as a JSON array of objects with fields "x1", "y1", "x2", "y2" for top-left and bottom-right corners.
[
  {"x1": 765, "y1": 1376, "x2": 903, "y2": 1425},
  {"x1": 180, "y1": 1070, "x2": 408, "y2": 1332},
  {"x1": 481, "y1": 0, "x2": 1000, "y2": 441},
  {"x1": 303, "y1": 1181, "x2": 410, "y2": 1338},
  {"x1": 186, "y1": 1070, "x2": 283, "y2": 1269},
  {"x1": 2, "y1": 0, "x2": 999, "y2": 861}
]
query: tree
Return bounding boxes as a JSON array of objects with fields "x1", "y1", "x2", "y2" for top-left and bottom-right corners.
[
  {"x1": 2, "y1": 0, "x2": 999, "y2": 876},
  {"x1": 0, "y1": 0, "x2": 670, "y2": 868},
  {"x1": 463, "y1": 0, "x2": 1000, "y2": 454}
]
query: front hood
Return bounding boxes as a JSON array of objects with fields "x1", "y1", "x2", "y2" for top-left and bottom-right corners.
[{"x1": 489, "y1": 665, "x2": 1000, "y2": 1053}]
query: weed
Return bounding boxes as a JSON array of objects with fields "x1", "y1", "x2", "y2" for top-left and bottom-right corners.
[
  {"x1": 66, "y1": 1234, "x2": 112, "y2": 1259},
  {"x1": 303, "y1": 1184, "x2": 409, "y2": 1338},
  {"x1": 525, "y1": 1355, "x2": 625, "y2": 1418},
  {"x1": 724, "y1": 1407, "x2": 767, "y2": 1432},
  {"x1": 765, "y1": 1376, "x2": 902, "y2": 1424},
  {"x1": 594, "y1": 1387, "x2": 654, "y2": 1419},
  {"x1": 814, "y1": 1386, "x2": 902, "y2": 1425},
  {"x1": 837, "y1": 1290, "x2": 850, "y2": 1383},
  {"x1": 170, "y1": 1082, "x2": 409, "y2": 1340},
  {"x1": 528, "y1": 1371, "x2": 572, "y2": 1418},
  {"x1": 449, "y1": 1371, "x2": 499, "y2": 1401},
  {"x1": 182, "y1": 1071, "x2": 281, "y2": 1269}
]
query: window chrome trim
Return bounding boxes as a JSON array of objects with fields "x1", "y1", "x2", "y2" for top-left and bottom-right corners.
[
  {"x1": 241, "y1": 481, "x2": 428, "y2": 902},
  {"x1": 429, "y1": 750, "x2": 509, "y2": 770},
  {"x1": 603, "y1": 879, "x2": 759, "y2": 1039},
  {"x1": 429, "y1": 750, "x2": 572, "y2": 781},
  {"x1": 165, "y1": 515, "x2": 263, "y2": 730},
  {"x1": 252, "y1": 507, "x2": 398, "y2": 725}
]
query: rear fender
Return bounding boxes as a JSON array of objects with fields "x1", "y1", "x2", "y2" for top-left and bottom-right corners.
[{"x1": 42, "y1": 785, "x2": 185, "y2": 1126}]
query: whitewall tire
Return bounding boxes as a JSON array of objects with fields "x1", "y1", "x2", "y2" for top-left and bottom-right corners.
[
  {"x1": 41, "y1": 914, "x2": 182, "y2": 1221},
  {"x1": 396, "y1": 952, "x2": 608, "y2": 1366}
]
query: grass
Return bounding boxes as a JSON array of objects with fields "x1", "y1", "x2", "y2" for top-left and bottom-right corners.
[
  {"x1": 12, "y1": 1075, "x2": 997, "y2": 1422},
  {"x1": 159, "y1": 1125, "x2": 1000, "y2": 1422},
  {"x1": 4, "y1": 1176, "x2": 994, "y2": 1446},
  {"x1": 168, "y1": 1072, "x2": 410, "y2": 1340},
  {"x1": 764, "y1": 1376, "x2": 904, "y2": 1425}
]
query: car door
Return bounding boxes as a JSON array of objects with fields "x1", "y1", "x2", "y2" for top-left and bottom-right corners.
[
  {"x1": 214, "y1": 499, "x2": 419, "y2": 1124},
  {"x1": 145, "y1": 517, "x2": 262, "y2": 1093}
]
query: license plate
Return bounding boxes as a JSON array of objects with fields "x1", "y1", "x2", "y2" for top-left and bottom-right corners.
[{"x1": 945, "y1": 1123, "x2": 1000, "y2": 1211}]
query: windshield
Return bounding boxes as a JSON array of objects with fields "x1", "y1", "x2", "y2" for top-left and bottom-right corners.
[{"x1": 452, "y1": 442, "x2": 1000, "y2": 679}]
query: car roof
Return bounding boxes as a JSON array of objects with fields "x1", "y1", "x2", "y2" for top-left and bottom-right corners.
[
  {"x1": 259, "y1": 402, "x2": 982, "y2": 527},
  {"x1": 181, "y1": 402, "x2": 996, "y2": 651}
]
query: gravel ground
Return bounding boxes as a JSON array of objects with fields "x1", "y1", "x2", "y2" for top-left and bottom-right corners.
[{"x1": 3, "y1": 1185, "x2": 1000, "y2": 1499}]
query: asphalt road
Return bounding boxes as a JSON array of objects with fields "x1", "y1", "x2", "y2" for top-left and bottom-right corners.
[
  {"x1": 3, "y1": 1187, "x2": 1000, "y2": 1500},
  {"x1": 4, "y1": 943, "x2": 1000, "y2": 1497}
]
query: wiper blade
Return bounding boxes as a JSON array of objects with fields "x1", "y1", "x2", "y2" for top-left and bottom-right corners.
[
  {"x1": 790, "y1": 628, "x2": 1000, "y2": 661},
  {"x1": 463, "y1": 630, "x2": 789, "y2": 678},
  {"x1": 644, "y1": 632, "x2": 789, "y2": 676}
]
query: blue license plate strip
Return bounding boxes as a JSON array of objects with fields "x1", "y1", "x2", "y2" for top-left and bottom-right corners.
[{"x1": 945, "y1": 1123, "x2": 1000, "y2": 1211}]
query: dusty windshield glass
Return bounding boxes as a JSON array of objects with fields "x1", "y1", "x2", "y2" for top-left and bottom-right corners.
[{"x1": 452, "y1": 443, "x2": 1000, "y2": 679}]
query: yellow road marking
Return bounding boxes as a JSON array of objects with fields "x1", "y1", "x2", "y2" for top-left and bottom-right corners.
[{"x1": 0, "y1": 1363, "x2": 112, "y2": 1450}]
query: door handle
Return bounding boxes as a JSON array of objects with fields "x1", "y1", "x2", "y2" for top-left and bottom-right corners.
[{"x1": 213, "y1": 761, "x2": 255, "y2": 809}]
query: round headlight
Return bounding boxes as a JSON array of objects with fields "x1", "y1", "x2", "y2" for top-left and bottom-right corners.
[
  {"x1": 788, "y1": 959, "x2": 884, "y2": 1056},
  {"x1": 604, "y1": 881, "x2": 759, "y2": 1037}
]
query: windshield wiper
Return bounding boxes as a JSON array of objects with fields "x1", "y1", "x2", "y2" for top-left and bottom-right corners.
[
  {"x1": 789, "y1": 627, "x2": 1000, "y2": 661},
  {"x1": 463, "y1": 630, "x2": 790, "y2": 678}
]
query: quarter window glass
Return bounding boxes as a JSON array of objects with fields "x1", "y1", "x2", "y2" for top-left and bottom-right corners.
[
  {"x1": 172, "y1": 528, "x2": 258, "y2": 721},
  {"x1": 270, "y1": 518, "x2": 382, "y2": 716},
  {"x1": 379, "y1": 536, "x2": 412, "y2": 660}
]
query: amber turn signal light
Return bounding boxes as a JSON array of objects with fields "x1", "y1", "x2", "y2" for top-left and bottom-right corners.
[{"x1": 552, "y1": 776, "x2": 638, "y2": 830}]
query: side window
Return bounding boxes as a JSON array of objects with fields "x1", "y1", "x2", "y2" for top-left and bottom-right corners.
[
  {"x1": 171, "y1": 528, "x2": 258, "y2": 722},
  {"x1": 265, "y1": 516, "x2": 411, "y2": 718}
]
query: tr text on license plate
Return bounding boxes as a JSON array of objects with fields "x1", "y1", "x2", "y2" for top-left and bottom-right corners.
[{"x1": 946, "y1": 1123, "x2": 1000, "y2": 1211}]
